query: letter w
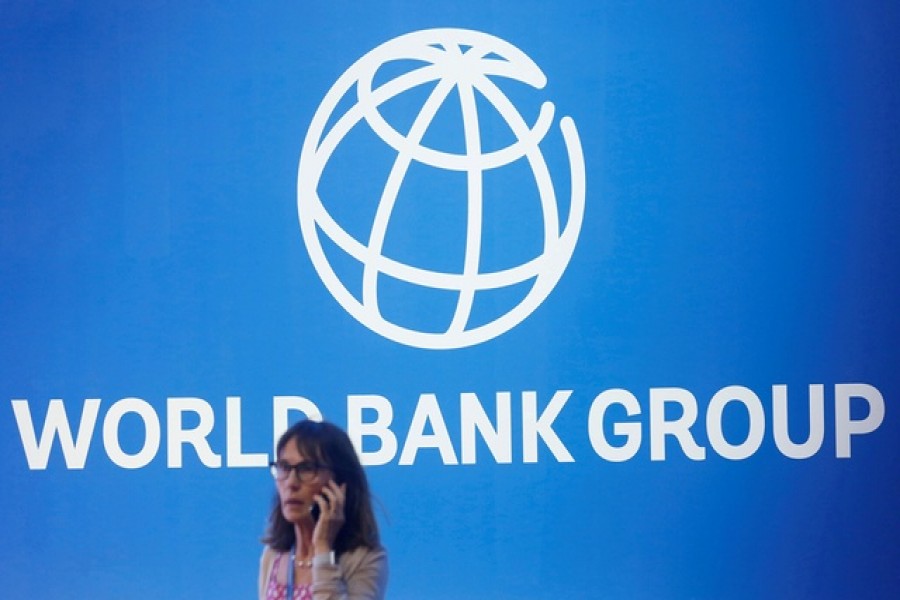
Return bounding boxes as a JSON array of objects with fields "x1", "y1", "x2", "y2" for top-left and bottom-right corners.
[{"x1": 11, "y1": 399, "x2": 101, "y2": 469}]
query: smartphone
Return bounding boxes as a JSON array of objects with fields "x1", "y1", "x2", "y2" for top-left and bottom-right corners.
[
  {"x1": 311, "y1": 483, "x2": 339, "y2": 521},
  {"x1": 311, "y1": 496, "x2": 330, "y2": 521}
]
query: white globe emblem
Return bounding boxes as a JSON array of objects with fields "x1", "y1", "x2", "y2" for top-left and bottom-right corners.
[{"x1": 297, "y1": 28, "x2": 585, "y2": 349}]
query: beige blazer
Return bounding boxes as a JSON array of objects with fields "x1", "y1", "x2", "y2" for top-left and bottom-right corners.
[{"x1": 258, "y1": 545, "x2": 388, "y2": 600}]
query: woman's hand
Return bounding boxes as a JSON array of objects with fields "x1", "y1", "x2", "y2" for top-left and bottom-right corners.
[{"x1": 312, "y1": 480, "x2": 346, "y2": 554}]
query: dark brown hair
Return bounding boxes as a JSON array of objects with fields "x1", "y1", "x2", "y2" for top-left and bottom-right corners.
[{"x1": 261, "y1": 419, "x2": 380, "y2": 555}]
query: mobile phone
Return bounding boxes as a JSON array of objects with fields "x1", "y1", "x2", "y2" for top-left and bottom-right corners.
[{"x1": 311, "y1": 497, "x2": 329, "y2": 521}]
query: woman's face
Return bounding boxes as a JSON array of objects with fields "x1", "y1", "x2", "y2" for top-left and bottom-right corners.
[{"x1": 276, "y1": 436, "x2": 333, "y2": 523}]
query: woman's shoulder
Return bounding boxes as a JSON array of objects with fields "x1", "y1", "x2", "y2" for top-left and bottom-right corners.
[
  {"x1": 258, "y1": 546, "x2": 282, "y2": 600},
  {"x1": 339, "y1": 545, "x2": 388, "y2": 570},
  {"x1": 259, "y1": 546, "x2": 282, "y2": 578},
  {"x1": 334, "y1": 545, "x2": 388, "y2": 598},
  {"x1": 260, "y1": 545, "x2": 280, "y2": 563}
]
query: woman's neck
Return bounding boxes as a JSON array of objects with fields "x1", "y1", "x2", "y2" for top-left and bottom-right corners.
[{"x1": 293, "y1": 520, "x2": 315, "y2": 559}]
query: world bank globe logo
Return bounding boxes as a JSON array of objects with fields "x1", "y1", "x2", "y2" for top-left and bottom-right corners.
[{"x1": 297, "y1": 28, "x2": 585, "y2": 350}]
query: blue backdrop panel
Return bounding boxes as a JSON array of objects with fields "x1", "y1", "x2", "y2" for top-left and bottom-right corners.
[{"x1": 2, "y1": 2, "x2": 898, "y2": 599}]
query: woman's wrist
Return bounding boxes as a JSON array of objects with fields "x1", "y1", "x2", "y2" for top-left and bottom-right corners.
[
  {"x1": 312, "y1": 549, "x2": 336, "y2": 567},
  {"x1": 313, "y1": 538, "x2": 333, "y2": 553}
]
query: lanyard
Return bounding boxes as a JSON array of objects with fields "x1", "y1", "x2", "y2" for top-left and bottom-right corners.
[{"x1": 286, "y1": 545, "x2": 296, "y2": 600}]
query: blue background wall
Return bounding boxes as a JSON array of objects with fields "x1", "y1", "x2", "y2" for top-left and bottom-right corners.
[{"x1": 2, "y1": 2, "x2": 898, "y2": 598}]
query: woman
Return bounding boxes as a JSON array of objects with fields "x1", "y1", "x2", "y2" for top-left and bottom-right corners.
[{"x1": 260, "y1": 419, "x2": 388, "y2": 600}]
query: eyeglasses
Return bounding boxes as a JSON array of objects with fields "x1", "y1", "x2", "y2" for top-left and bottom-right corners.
[{"x1": 269, "y1": 460, "x2": 329, "y2": 482}]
